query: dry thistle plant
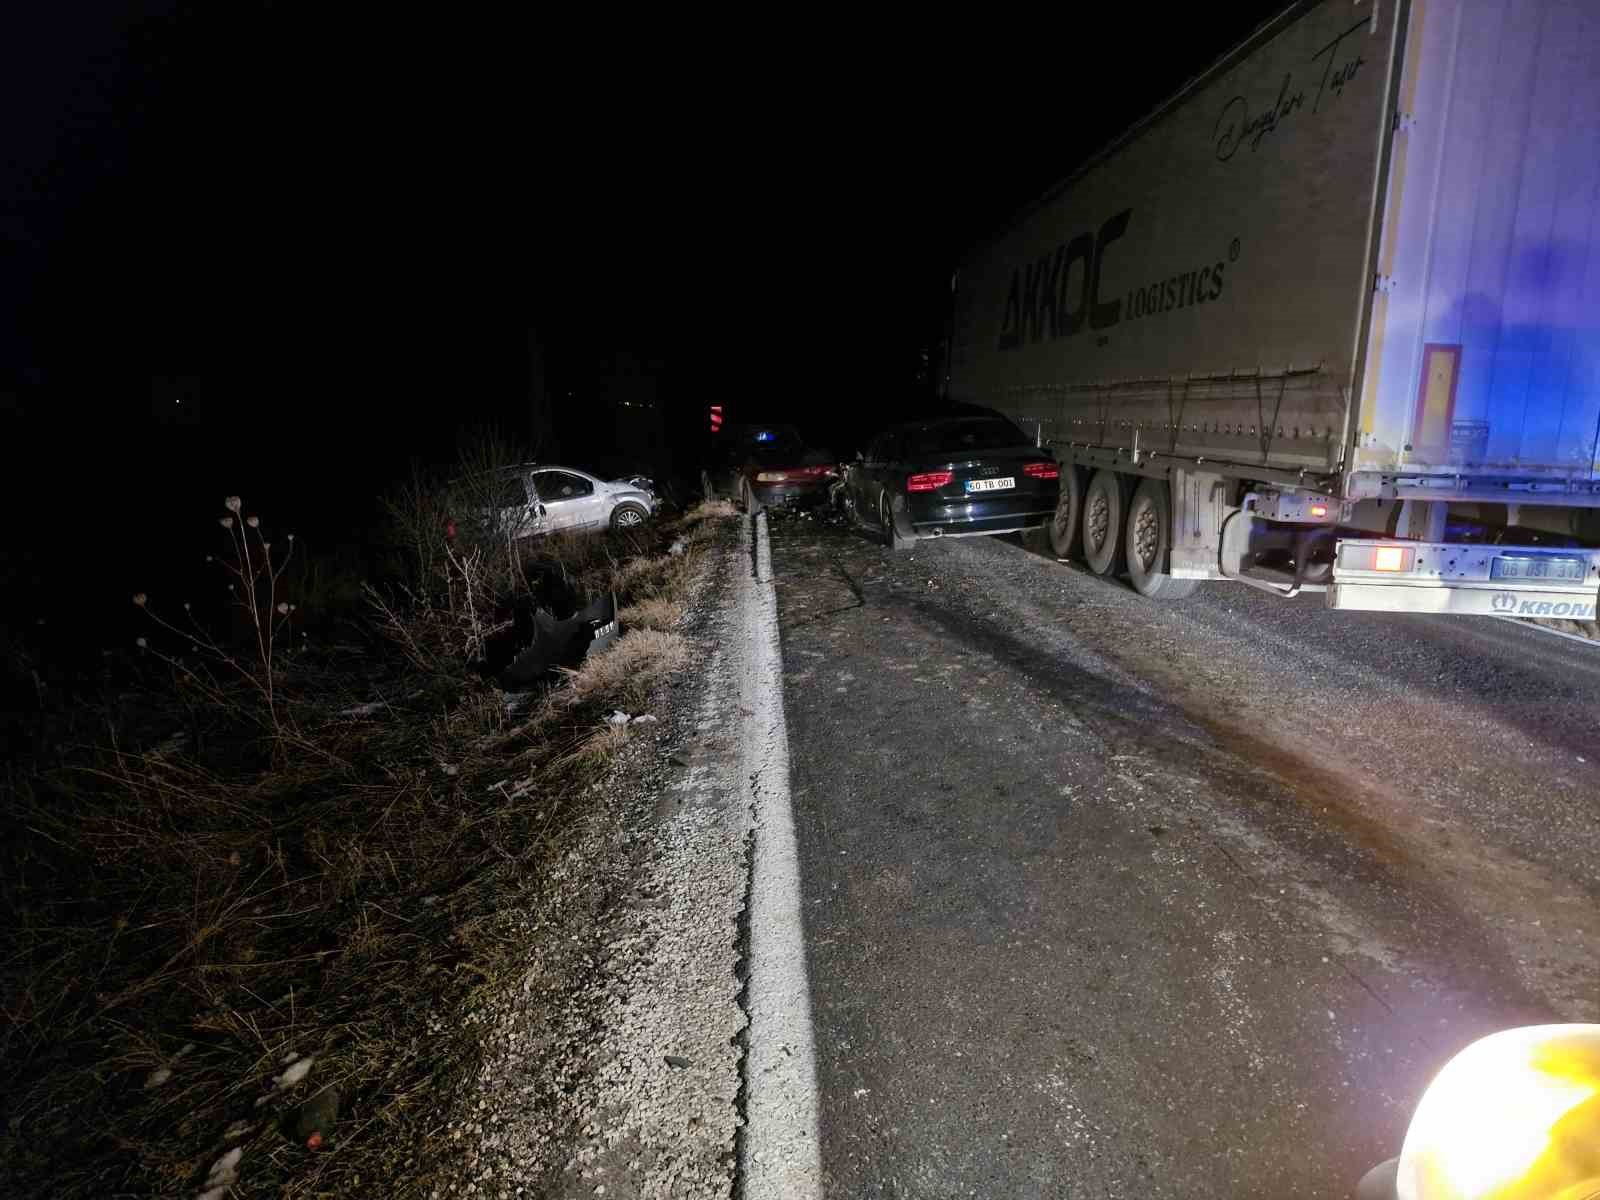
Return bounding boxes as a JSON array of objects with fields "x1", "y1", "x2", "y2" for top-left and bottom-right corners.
[{"x1": 132, "y1": 495, "x2": 296, "y2": 733}]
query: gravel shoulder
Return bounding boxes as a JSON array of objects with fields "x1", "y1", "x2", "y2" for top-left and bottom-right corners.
[{"x1": 429, "y1": 519, "x2": 751, "y2": 1200}]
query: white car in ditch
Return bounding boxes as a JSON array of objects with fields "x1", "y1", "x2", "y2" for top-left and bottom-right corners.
[{"x1": 453, "y1": 464, "x2": 658, "y2": 541}]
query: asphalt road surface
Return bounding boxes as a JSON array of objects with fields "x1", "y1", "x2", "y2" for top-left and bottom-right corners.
[{"x1": 767, "y1": 511, "x2": 1600, "y2": 1199}]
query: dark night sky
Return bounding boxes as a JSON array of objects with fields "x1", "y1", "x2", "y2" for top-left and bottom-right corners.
[{"x1": 0, "y1": 1, "x2": 1287, "y2": 634}]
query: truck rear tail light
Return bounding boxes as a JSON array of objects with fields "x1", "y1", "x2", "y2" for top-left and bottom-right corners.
[
  {"x1": 1310, "y1": 503, "x2": 1329, "y2": 519},
  {"x1": 1336, "y1": 542, "x2": 1419, "y2": 573},
  {"x1": 1374, "y1": 546, "x2": 1408, "y2": 571},
  {"x1": 1024, "y1": 462, "x2": 1060, "y2": 480},
  {"x1": 907, "y1": 471, "x2": 953, "y2": 493}
]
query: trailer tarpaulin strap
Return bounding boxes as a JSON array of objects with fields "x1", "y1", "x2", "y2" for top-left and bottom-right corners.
[
  {"x1": 1166, "y1": 375, "x2": 1193, "y2": 454},
  {"x1": 1256, "y1": 371, "x2": 1291, "y2": 463}
]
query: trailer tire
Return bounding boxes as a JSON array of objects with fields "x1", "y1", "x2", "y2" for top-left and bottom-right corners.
[
  {"x1": 1082, "y1": 470, "x2": 1128, "y2": 577},
  {"x1": 1125, "y1": 478, "x2": 1198, "y2": 599},
  {"x1": 1049, "y1": 464, "x2": 1084, "y2": 560}
]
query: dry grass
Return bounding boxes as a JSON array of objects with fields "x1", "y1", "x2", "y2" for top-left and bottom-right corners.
[
  {"x1": 546, "y1": 722, "x2": 634, "y2": 774},
  {"x1": 0, "y1": 484, "x2": 729, "y2": 1200},
  {"x1": 680, "y1": 498, "x2": 737, "y2": 525},
  {"x1": 612, "y1": 553, "x2": 686, "y2": 599},
  {"x1": 555, "y1": 629, "x2": 691, "y2": 711},
  {"x1": 619, "y1": 596, "x2": 686, "y2": 632}
]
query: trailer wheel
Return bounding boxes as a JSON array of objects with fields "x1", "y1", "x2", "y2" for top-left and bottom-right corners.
[
  {"x1": 1124, "y1": 478, "x2": 1198, "y2": 599},
  {"x1": 1081, "y1": 470, "x2": 1128, "y2": 576},
  {"x1": 1049, "y1": 464, "x2": 1084, "y2": 560}
]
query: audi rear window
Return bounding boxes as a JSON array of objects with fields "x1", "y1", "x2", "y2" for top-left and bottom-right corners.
[{"x1": 902, "y1": 418, "x2": 1029, "y2": 457}]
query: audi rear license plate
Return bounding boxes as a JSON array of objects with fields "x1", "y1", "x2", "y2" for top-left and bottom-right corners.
[{"x1": 965, "y1": 477, "x2": 1014, "y2": 493}]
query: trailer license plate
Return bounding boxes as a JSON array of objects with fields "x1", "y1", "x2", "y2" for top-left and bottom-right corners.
[
  {"x1": 965, "y1": 477, "x2": 1014, "y2": 493},
  {"x1": 1490, "y1": 555, "x2": 1586, "y2": 582}
]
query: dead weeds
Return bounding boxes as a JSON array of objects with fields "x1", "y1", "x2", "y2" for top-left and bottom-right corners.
[
  {"x1": 0, "y1": 496, "x2": 730, "y2": 1199},
  {"x1": 619, "y1": 595, "x2": 687, "y2": 632},
  {"x1": 555, "y1": 629, "x2": 691, "y2": 712},
  {"x1": 680, "y1": 498, "x2": 737, "y2": 525}
]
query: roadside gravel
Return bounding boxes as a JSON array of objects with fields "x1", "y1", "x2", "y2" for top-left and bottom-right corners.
[{"x1": 428, "y1": 518, "x2": 749, "y2": 1200}]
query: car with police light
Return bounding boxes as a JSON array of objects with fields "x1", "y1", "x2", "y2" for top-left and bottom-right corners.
[{"x1": 702, "y1": 423, "x2": 837, "y2": 514}]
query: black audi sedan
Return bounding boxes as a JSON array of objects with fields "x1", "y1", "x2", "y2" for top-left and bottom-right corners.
[{"x1": 841, "y1": 410, "x2": 1059, "y2": 549}]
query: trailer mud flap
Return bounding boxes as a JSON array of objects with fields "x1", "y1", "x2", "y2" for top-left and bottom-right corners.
[{"x1": 1170, "y1": 468, "x2": 1227, "y2": 580}]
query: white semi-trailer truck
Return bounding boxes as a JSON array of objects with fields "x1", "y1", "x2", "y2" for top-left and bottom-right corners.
[{"x1": 947, "y1": 0, "x2": 1600, "y2": 619}]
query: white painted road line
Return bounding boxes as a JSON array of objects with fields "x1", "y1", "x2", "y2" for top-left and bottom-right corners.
[{"x1": 738, "y1": 511, "x2": 821, "y2": 1199}]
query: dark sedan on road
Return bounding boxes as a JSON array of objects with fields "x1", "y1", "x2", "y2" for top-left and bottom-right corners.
[
  {"x1": 703, "y1": 424, "x2": 837, "y2": 514},
  {"x1": 843, "y1": 411, "x2": 1059, "y2": 548}
]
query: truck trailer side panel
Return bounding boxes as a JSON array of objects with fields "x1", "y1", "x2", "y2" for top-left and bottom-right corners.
[
  {"x1": 948, "y1": 0, "x2": 1402, "y2": 476},
  {"x1": 1357, "y1": 0, "x2": 1600, "y2": 484}
]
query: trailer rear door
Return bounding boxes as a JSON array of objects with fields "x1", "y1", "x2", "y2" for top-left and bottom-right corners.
[{"x1": 1355, "y1": 0, "x2": 1600, "y2": 484}]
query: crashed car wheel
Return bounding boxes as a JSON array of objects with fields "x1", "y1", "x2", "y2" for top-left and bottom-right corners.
[
  {"x1": 610, "y1": 502, "x2": 648, "y2": 530},
  {"x1": 878, "y1": 490, "x2": 915, "y2": 552},
  {"x1": 878, "y1": 491, "x2": 896, "y2": 546}
]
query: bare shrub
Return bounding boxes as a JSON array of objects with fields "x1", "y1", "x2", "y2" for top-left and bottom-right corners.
[
  {"x1": 131, "y1": 496, "x2": 297, "y2": 734},
  {"x1": 383, "y1": 429, "x2": 532, "y2": 609},
  {"x1": 530, "y1": 528, "x2": 653, "y2": 597},
  {"x1": 281, "y1": 544, "x2": 368, "y2": 626},
  {"x1": 382, "y1": 461, "x2": 455, "y2": 603}
]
